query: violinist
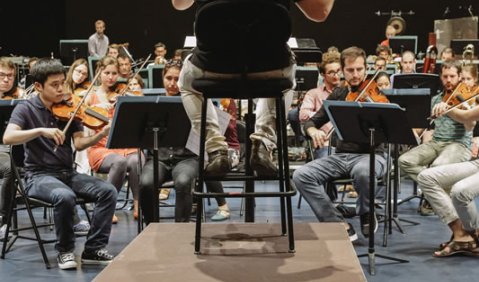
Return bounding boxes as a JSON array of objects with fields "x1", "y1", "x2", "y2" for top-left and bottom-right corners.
[
  {"x1": 85, "y1": 56, "x2": 144, "y2": 222},
  {"x1": 416, "y1": 66, "x2": 479, "y2": 258},
  {"x1": 126, "y1": 73, "x2": 145, "y2": 96},
  {"x1": 117, "y1": 55, "x2": 133, "y2": 80},
  {"x1": 461, "y1": 64, "x2": 479, "y2": 157},
  {"x1": 293, "y1": 46, "x2": 387, "y2": 242},
  {"x1": 0, "y1": 57, "x2": 18, "y2": 240},
  {"x1": 399, "y1": 59, "x2": 473, "y2": 216},
  {"x1": 2, "y1": 58, "x2": 116, "y2": 269},
  {"x1": 64, "y1": 58, "x2": 90, "y2": 97}
]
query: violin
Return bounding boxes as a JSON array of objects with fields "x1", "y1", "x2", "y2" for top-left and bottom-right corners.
[
  {"x1": 52, "y1": 94, "x2": 109, "y2": 130},
  {"x1": 442, "y1": 82, "x2": 479, "y2": 110},
  {"x1": 74, "y1": 81, "x2": 92, "y2": 96},
  {"x1": 345, "y1": 79, "x2": 389, "y2": 103}
]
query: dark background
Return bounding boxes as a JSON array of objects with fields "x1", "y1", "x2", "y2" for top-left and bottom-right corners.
[{"x1": 1, "y1": 0, "x2": 478, "y2": 62}]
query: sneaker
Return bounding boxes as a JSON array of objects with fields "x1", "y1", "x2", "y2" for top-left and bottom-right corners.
[
  {"x1": 346, "y1": 223, "x2": 358, "y2": 242},
  {"x1": 420, "y1": 200, "x2": 435, "y2": 216},
  {"x1": 360, "y1": 212, "x2": 378, "y2": 238},
  {"x1": 211, "y1": 209, "x2": 230, "y2": 221},
  {"x1": 335, "y1": 204, "x2": 356, "y2": 218},
  {"x1": 57, "y1": 252, "x2": 78, "y2": 270},
  {"x1": 0, "y1": 224, "x2": 7, "y2": 241},
  {"x1": 81, "y1": 248, "x2": 114, "y2": 265},
  {"x1": 73, "y1": 220, "x2": 90, "y2": 236},
  {"x1": 206, "y1": 149, "x2": 231, "y2": 177},
  {"x1": 228, "y1": 148, "x2": 240, "y2": 169}
]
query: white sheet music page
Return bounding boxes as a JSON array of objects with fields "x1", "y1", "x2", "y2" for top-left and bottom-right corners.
[{"x1": 186, "y1": 107, "x2": 231, "y2": 160}]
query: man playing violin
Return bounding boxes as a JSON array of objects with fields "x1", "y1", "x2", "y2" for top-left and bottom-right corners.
[
  {"x1": 399, "y1": 59, "x2": 473, "y2": 216},
  {"x1": 3, "y1": 58, "x2": 117, "y2": 270},
  {"x1": 293, "y1": 46, "x2": 387, "y2": 241},
  {"x1": 416, "y1": 74, "x2": 479, "y2": 257}
]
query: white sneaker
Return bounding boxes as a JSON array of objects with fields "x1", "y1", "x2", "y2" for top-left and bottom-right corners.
[
  {"x1": 57, "y1": 252, "x2": 78, "y2": 270},
  {"x1": 211, "y1": 209, "x2": 230, "y2": 221},
  {"x1": 73, "y1": 220, "x2": 90, "y2": 236},
  {"x1": 0, "y1": 224, "x2": 7, "y2": 241}
]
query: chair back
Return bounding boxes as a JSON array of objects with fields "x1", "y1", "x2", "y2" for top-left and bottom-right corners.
[{"x1": 195, "y1": 0, "x2": 291, "y2": 73}]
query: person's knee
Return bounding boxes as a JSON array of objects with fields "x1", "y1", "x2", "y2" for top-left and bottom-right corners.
[
  {"x1": 450, "y1": 184, "x2": 471, "y2": 204},
  {"x1": 174, "y1": 175, "x2": 194, "y2": 194},
  {"x1": 112, "y1": 158, "x2": 128, "y2": 172},
  {"x1": 53, "y1": 190, "x2": 76, "y2": 208}
]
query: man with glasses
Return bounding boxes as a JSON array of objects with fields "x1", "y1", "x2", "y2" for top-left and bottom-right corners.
[
  {"x1": 293, "y1": 47, "x2": 387, "y2": 241},
  {"x1": 299, "y1": 49, "x2": 341, "y2": 159}
]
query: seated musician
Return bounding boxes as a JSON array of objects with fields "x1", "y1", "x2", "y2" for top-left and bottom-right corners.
[
  {"x1": 64, "y1": 58, "x2": 90, "y2": 97},
  {"x1": 139, "y1": 60, "x2": 231, "y2": 223},
  {"x1": 118, "y1": 55, "x2": 133, "y2": 80},
  {"x1": 299, "y1": 49, "x2": 341, "y2": 159},
  {"x1": 399, "y1": 59, "x2": 473, "y2": 216},
  {"x1": 293, "y1": 47, "x2": 388, "y2": 241},
  {"x1": 2, "y1": 58, "x2": 116, "y2": 269},
  {"x1": 416, "y1": 78, "x2": 479, "y2": 257},
  {"x1": 0, "y1": 57, "x2": 17, "y2": 240},
  {"x1": 126, "y1": 73, "x2": 145, "y2": 95},
  {"x1": 172, "y1": 0, "x2": 335, "y2": 177},
  {"x1": 85, "y1": 56, "x2": 144, "y2": 223}
]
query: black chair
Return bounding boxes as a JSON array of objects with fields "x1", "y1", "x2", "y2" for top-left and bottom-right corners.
[
  {"x1": 1, "y1": 145, "x2": 92, "y2": 269},
  {"x1": 190, "y1": 0, "x2": 297, "y2": 254}
]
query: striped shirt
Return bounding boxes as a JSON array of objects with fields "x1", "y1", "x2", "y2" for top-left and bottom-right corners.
[{"x1": 432, "y1": 92, "x2": 472, "y2": 148}]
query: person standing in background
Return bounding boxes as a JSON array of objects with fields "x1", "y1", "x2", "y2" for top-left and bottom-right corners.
[{"x1": 88, "y1": 20, "x2": 109, "y2": 58}]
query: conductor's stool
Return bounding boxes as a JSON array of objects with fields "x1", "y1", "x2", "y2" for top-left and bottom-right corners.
[{"x1": 192, "y1": 78, "x2": 297, "y2": 254}]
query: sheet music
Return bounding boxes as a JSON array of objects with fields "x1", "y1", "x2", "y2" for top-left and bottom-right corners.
[
  {"x1": 184, "y1": 36, "x2": 197, "y2": 48},
  {"x1": 186, "y1": 107, "x2": 231, "y2": 159},
  {"x1": 287, "y1": 37, "x2": 298, "y2": 48}
]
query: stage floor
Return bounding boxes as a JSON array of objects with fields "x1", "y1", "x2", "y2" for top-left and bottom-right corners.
[{"x1": 94, "y1": 222, "x2": 365, "y2": 282}]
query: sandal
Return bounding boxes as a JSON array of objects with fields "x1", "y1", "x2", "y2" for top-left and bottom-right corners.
[
  {"x1": 438, "y1": 235, "x2": 454, "y2": 249},
  {"x1": 159, "y1": 188, "x2": 170, "y2": 200},
  {"x1": 433, "y1": 240, "x2": 479, "y2": 257}
]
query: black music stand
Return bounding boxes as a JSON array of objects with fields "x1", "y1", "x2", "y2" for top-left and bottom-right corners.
[
  {"x1": 0, "y1": 100, "x2": 24, "y2": 138},
  {"x1": 324, "y1": 100, "x2": 416, "y2": 275},
  {"x1": 106, "y1": 95, "x2": 191, "y2": 223},
  {"x1": 381, "y1": 88, "x2": 430, "y2": 243}
]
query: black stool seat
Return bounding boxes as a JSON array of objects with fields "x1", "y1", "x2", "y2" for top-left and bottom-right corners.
[{"x1": 192, "y1": 78, "x2": 293, "y2": 99}]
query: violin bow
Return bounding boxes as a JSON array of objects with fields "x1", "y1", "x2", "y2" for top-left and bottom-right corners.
[{"x1": 53, "y1": 69, "x2": 103, "y2": 152}]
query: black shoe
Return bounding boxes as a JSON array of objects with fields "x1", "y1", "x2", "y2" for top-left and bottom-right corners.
[
  {"x1": 205, "y1": 149, "x2": 231, "y2": 177},
  {"x1": 336, "y1": 204, "x2": 356, "y2": 218},
  {"x1": 250, "y1": 140, "x2": 278, "y2": 177},
  {"x1": 360, "y1": 212, "x2": 378, "y2": 238},
  {"x1": 346, "y1": 223, "x2": 358, "y2": 242},
  {"x1": 81, "y1": 248, "x2": 114, "y2": 265}
]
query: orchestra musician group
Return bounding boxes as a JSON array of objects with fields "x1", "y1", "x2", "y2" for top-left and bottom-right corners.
[{"x1": 1, "y1": 0, "x2": 479, "y2": 273}]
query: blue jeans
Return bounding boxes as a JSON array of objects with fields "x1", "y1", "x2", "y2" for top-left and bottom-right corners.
[
  {"x1": 25, "y1": 170, "x2": 117, "y2": 253},
  {"x1": 293, "y1": 153, "x2": 386, "y2": 222}
]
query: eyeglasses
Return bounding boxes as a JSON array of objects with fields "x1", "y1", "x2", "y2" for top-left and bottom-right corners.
[
  {"x1": 0, "y1": 72, "x2": 15, "y2": 80},
  {"x1": 325, "y1": 70, "x2": 341, "y2": 77},
  {"x1": 165, "y1": 59, "x2": 183, "y2": 68}
]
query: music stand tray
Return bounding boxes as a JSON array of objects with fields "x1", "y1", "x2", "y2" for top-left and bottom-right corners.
[
  {"x1": 107, "y1": 95, "x2": 191, "y2": 222},
  {"x1": 323, "y1": 100, "x2": 416, "y2": 275},
  {"x1": 382, "y1": 88, "x2": 431, "y2": 128}
]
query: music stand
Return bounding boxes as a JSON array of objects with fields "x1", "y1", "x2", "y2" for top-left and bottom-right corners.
[
  {"x1": 389, "y1": 36, "x2": 418, "y2": 54},
  {"x1": 324, "y1": 100, "x2": 416, "y2": 275},
  {"x1": 0, "y1": 100, "x2": 24, "y2": 139},
  {"x1": 59, "y1": 40, "x2": 89, "y2": 66},
  {"x1": 381, "y1": 88, "x2": 430, "y2": 241},
  {"x1": 106, "y1": 95, "x2": 191, "y2": 222}
]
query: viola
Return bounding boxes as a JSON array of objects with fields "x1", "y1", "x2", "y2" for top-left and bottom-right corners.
[
  {"x1": 52, "y1": 94, "x2": 109, "y2": 130},
  {"x1": 345, "y1": 79, "x2": 389, "y2": 103}
]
